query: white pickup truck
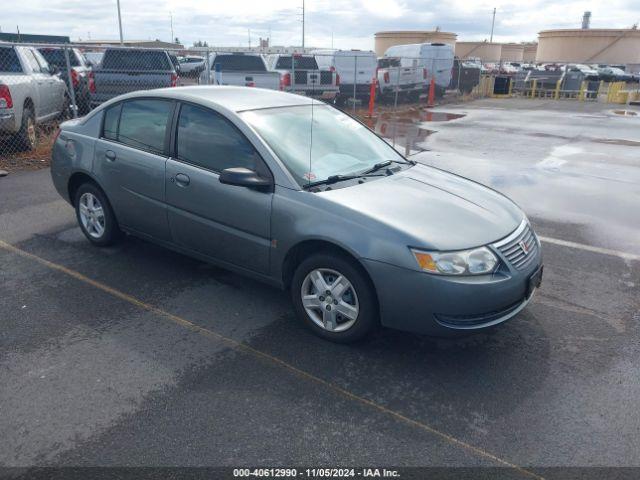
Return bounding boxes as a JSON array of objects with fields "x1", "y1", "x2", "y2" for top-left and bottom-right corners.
[
  {"x1": 198, "y1": 53, "x2": 280, "y2": 90},
  {"x1": 0, "y1": 44, "x2": 68, "y2": 151},
  {"x1": 376, "y1": 57, "x2": 425, "y2": 99},
  {"x1": 266, "y1": 54, "x2": 339, "y2": 100}
]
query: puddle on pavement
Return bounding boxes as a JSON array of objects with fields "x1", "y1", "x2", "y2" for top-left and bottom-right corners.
[
  {"x1": 612, "y1": 110, "x2": 638, "y2": 117},
  {"x1": 363, "y1": 109, "x2": 465, "y2": 156}
]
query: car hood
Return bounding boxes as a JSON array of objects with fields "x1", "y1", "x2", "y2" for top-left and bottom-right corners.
[{"x1": 319, "y1": 164, "x2": 523, "y2": 250}]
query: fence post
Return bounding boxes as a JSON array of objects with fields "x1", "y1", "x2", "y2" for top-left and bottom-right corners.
[
  {"x1": 578, "y1": 81, "x2": 586, "y2": 101},
  {"x1": 352, "y1": 55, "x2": 357, "y2": 113},
  {"x1": 204, "y1": 48, "x2": 211, "y2": 85},
  {"x1": 554, "y1": 79, "x2": 561, "y2": 100},
  {"x1": 63, "y1": 45, "x2": 78, "y2": 118},
  {"x1": 368, "y1": 78, "x2": 376, "y2": 117},
  {"x1": 393, "y1": 64, "x2": 400, "y2": 112},
  {"x1": 531, "y1": 79, "x2": 537, "y2": 98}
]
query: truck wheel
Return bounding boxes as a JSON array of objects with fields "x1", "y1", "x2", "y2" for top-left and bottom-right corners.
[
  {"x1": 15, "y1": 107, "x2": 37, "y2": 151},
  {"x1": 291, "y1": 252, "x2": 379, "y2": 343}
]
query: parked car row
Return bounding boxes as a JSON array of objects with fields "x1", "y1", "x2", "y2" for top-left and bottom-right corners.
[{"x1": 0, "y1": 43, "x2": 70, "y2": 151}]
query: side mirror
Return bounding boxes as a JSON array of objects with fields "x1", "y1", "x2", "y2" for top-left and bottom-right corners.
[
  {"x1": 219, "y1": 167, "x2": 272, "y2": 190},
  {"x1": 49, "y1": 65, "x2": 60, "y2": 75}
]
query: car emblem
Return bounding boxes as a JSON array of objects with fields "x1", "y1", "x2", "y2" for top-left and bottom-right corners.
[{"x1": 519, "y1": 240, "x2": 529, "y2": 255}]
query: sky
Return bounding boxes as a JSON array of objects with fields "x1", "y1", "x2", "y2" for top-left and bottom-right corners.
[{"x1": 3, "y1": 0, "x2": 640, "y2": 49}]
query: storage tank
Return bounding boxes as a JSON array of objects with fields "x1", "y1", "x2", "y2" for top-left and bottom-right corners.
[
  {"x1": 536, "y1": 29, "x2": 640, "y2": 64},
  {"x1": 455, "y1": 41, "x2": 502, "y2": 62},
  {"x1": 500, "y1": 43, "x2": 524, "y2": 62},
  {"x1": 522, "y1": 43, "x2": 538, "y2": 62},
  {"x1": 374, "y1": 31, "x2": 457, "y2": 56}
]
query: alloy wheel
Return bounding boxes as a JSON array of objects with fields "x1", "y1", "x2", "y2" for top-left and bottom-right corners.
[
  {"x1": 300, "y1": 268, "x2": 359, "y2": 332},
  {"x1": 78, "y1": 192, "x2": 106, "y2": 239}
]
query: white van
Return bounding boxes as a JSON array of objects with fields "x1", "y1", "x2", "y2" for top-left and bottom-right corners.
[
  {"x1": 313, "y1": 49, "x2": 377, "y2": 102},
  {"x1": 383, "y1": 43, "x2": 454, "y2": 96}
]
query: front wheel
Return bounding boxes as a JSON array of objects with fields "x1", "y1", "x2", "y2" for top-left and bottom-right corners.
[
  {"x1": 291, "y1": 253, "x2": 378, "y2": 343},
  {"x1": 74, "y1": 183, "x2": 120, "y2": 246}
]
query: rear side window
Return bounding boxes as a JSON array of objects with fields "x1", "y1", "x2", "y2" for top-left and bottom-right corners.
[
  {"x1": 114, "y1": 99, "x2": 172, "y2": 154},
  {"x1": 102, "y1": 50, "x2": 171, "y2": 71},
  {"x1": 176, "y1": 104, "x2": 260, "y2": 172},
  {"x1": 102, "y1": 103, "x2": 122, "y2": 141},
  {"x1": 212, "y1": 55, "x2": 266, "y2": 72},
  {"x1": 22, "y1": 49, "x2": 43, "y2": 73},
  {"x1": 38, "y1": 48, "x2": 80, "y2": 67},
  {"x1": 0, "y1": 48, "x2": 23, "y2": 73}
]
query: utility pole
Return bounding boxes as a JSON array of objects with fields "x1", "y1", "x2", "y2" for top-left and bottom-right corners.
[
  {"x1": 170, "y1": 12, "x2": 174, "y2": 43},
  {"x1": 248, "y1": 28, "x2": 251, "y2": 48},
  {"x1": 490, "y1": 7, "x2": 496, "y2": 42},
  {"x1": 302, "y1": 0, "x2": 305, "y2": 49},
  {"x1": 116, "y1": 0, "x2": 124, "y2": 44}
]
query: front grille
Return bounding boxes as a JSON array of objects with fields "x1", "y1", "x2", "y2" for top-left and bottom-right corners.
[
  {"x1": 495, "y1": 222, "x2": 538, "y2": 270},
  {"x1": 320, "y1": 71, "x2": 333, "y2": 85},
  {"x1": 435, "y1": 298, "x2": 525, "y2": 327}
]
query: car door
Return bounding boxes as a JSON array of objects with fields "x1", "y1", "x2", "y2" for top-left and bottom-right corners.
[
  {"x1": 165, "y1": 102, "x2": 273, "y2": 274},
  {"x1": 31, "y1": 48, "x2": 64, "y2": 115},
  {"x1": 93, "y1": 98, "x2": 174, "y2": 242},
  {"x1": 18, "y1": 47, "x2": 47, "y2": 118}
]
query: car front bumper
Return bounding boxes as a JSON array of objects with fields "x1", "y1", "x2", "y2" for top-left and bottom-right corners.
[{"x1": 361, "y1": 244, "x2": 542, "y2": 336}]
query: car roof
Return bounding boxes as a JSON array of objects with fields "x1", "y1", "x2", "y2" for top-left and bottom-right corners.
[{"x1": 117, "y1": 86, "x2": 317, "y2": 112}]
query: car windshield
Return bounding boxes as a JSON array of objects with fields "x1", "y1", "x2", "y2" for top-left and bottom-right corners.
[
  {"x1": 39, "y1": 48, "x2": 80, "y2": 67},
  {"x1": 241, "y1": 104, "x2": 406, "y2": 187}
]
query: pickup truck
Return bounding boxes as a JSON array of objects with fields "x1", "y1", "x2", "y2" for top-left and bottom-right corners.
[
  {"x1": 38, "y1": 47, "x2": 94, "y2": 114},
  {"x1": 376, "y1": 57, "x2": 425, "y2": 99},
  {"x1": 90, "y1": 48, "x2": 179, "y2": 107},
  {"x1": 266, "y1": 54, "x2": 339, "y2": 99},
  {"x1": 0, "y1": 44, "x2": 68, "y2": 151},
  {"x1": 198, "y1": 52, "x2": 280, "y2": 91}
]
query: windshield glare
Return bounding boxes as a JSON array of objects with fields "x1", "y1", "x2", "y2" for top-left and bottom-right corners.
[{"x1": 241, "y1": 105, "x2": 404, "y2": 186}]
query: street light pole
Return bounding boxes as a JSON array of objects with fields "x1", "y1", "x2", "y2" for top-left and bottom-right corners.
[
  {"x1": 302, "y1": 0, "x2": 305, "y2": 49},
  {"x1": 117, "y1": 0, "x2": 124, "y2": 44},
  {"x1": 490, "y1": 7, "x2": 496, "y2": 42}
]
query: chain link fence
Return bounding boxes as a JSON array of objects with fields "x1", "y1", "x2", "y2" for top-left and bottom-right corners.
[{"x1": 2, "y1": 41, "x2": 639, "y2": 173}]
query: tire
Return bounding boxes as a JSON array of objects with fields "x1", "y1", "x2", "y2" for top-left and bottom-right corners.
[
  {"x1": 15, "y1": 107, "x2": 37, "y2": 151},
  {"x1": 74, "y1": 183, "x2": 120, "y2": 246},
  {"x1": 291, "y1": 252, "x2": 378, "y2": 343}
]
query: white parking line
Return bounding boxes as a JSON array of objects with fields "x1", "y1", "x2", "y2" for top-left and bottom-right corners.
[{"x1": 539, "y1": 236, "x2": 640, "y2": 261}]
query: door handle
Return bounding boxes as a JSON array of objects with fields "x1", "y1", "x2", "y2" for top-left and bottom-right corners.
[
  {"x1": 174, "y1": 173, "x2": 190, "y2": 187},
  {"x1": 105, "y1": 150, "x2": 116, "y2": 162}
]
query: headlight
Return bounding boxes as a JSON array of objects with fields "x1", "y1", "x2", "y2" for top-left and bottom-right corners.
[{"x1": 411, "y1": 246, "x2": 498, "y2": 275}]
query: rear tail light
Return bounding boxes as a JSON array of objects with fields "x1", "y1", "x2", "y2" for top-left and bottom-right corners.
[
  {"x1": 329, "y1": 66, "x2": 335, "y2": 72},
  {"x1": 0, "y1": 85, "x2": 13, "y2": 109},
  {"x1": 70, "y1": 68, "x2": 79, "y2": 88},
  {"x1": 246, "y1": 81, "x2": 256, "y2": 87},
  {"x1": 281, "y1": 73, "x2": 291, "y2": 89},
  {"x1": 335, "y1": 73, "x2": 340, "y2": 86},
  {"x1": 383, "y1": 71, "x2": 390, "y2": 83},
  {"x1": 423, "y1": 68, "x2": 427, "y2": 79},
  {"x1": 88, "y1": 71, "x2": 96, "y2": 93},
  {"x1": 170, "y1": 73, "x2": 178, "y2": 87}
]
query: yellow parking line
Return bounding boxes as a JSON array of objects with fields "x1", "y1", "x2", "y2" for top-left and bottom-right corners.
[{"x1": 0, "y1": 238, "x2": 543, "y2": 480}]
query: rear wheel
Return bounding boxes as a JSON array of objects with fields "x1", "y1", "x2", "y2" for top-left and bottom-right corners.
[
  {"x1": 74, "y1": 183, "x2": 120, "y2": 246},
  {"x1": 15, "y1": 107, "x2": 37, "y2": 151},
  {"x1": 291, "y1": 253, "x2": 378, "y2": 343}
]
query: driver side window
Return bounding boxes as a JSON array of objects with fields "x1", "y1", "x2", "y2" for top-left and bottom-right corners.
[{"x1": 176, "y1": 103, "x2": 261, "y2": 173}]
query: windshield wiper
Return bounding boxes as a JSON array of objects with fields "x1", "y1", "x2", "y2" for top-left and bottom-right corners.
[{"x1": 303, "y1": 173, "x2": 386, "y2": 189}]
